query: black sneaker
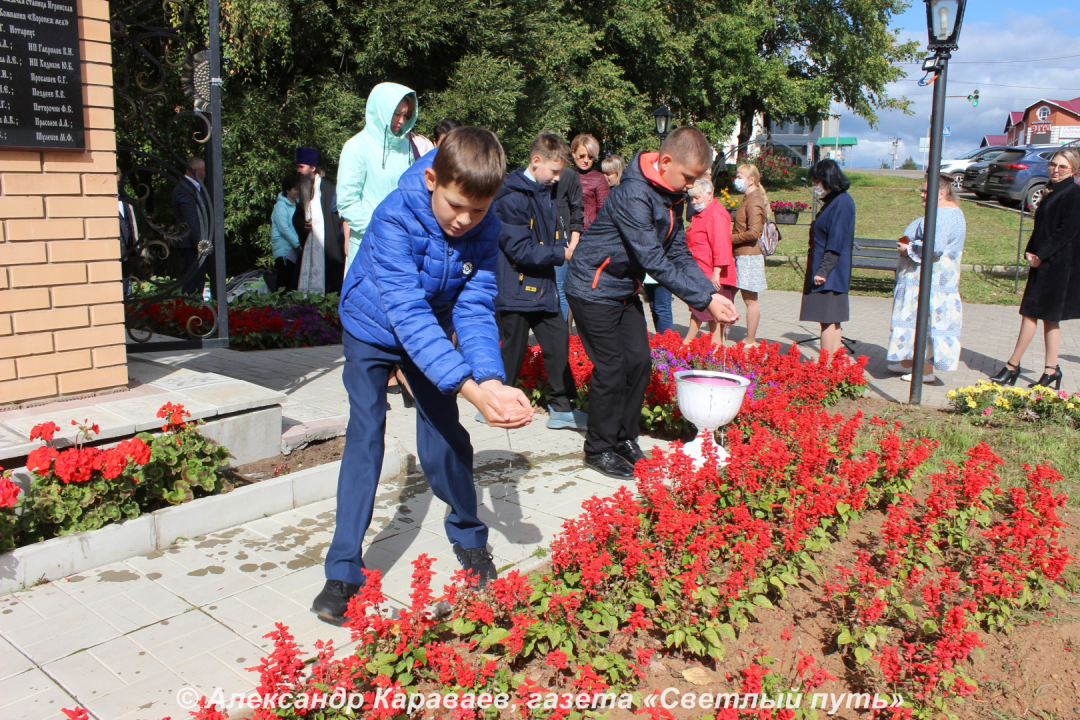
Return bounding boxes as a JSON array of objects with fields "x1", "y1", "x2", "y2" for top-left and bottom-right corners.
[
  {"x1": 584, "y1": 451, "x2": 635, "y2": 479},
  {"x1": 311, "y1": 579, "x2": 361, "y2": 626},
  {"x1": 615, "y1": 439, "x2": 647, "y2": 466},
  {"x1": 453, "y1": 544, "x2": 497, "y2": 588}
]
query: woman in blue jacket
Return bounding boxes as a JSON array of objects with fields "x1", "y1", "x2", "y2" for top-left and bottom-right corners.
[{"x1": 800, "y1": 159, "x2": 855, "y2": 355}]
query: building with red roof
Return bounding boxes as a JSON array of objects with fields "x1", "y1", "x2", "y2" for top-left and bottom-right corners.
[
  {"x1": 1010, "y1": 98, "x2": 1080, "y2": 145},
  {"x1": 1004, "y1": 111, "x2": 1025, "y2": 146}
]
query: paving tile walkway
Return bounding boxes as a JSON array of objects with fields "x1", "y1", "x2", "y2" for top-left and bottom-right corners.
[{"x1": 0, "y1": 399, "x2": 663, "y2": 720}]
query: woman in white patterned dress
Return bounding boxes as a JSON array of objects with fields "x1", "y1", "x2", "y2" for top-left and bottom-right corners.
[{"x1": 886, "y1": 176, "x2": 966, "y2": 383}]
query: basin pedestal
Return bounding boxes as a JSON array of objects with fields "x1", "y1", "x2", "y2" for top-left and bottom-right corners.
[{"x1": 673, "y1": 370, "x2": 750, "y2": 467}]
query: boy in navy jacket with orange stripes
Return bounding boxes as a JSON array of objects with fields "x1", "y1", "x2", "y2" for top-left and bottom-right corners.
[{"x1": 564, "y1": 126, "x2": 739, "y2": 479}]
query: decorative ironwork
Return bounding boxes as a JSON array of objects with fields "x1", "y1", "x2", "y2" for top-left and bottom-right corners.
[
  {"x1": 183, "y1": 49, "x2": 212, "y2": 113},
  {"x1": 112, "y1": 0, "x2": 228, "y2": 352}
]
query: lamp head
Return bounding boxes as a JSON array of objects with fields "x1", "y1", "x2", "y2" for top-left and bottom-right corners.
[
  {"x1": 924, "y1": 0, "x2": 965, "y2": 51},
  {"x1": 652, "y1": 104, "x2": 673, "y2": 138}
]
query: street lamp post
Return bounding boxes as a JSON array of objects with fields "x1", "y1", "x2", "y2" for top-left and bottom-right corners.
[
  {"x1": 652, "y1": 105, "x2": 673, "y2": 145},
  {"x1": 909, "y1": 0, "x2": 966, "y2": 405}
]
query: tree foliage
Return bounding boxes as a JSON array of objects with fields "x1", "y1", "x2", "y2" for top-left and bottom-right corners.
[{"x1": 115, "y1": 0, "x2": 917, "y2": 273}]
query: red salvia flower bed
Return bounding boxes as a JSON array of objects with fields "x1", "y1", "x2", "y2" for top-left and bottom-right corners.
[{"x1": 56, "y1": 346, "x2": 1073, "y2": 720}]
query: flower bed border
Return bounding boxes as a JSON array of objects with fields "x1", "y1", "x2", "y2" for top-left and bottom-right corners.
[{"x1": 0, "y1": 444, "x2": 409, "y2": 596}]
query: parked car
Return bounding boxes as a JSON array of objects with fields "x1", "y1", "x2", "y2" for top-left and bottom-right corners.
[
  {"x1": 983, "y1": 144, "x2": 1062, "y2": 210},
  {"x1": 941, "y1": 146, "x2": 1009, "y2": 189},
  {"x1": 961, "y1": 161, "x2": 993, "y2": 199}
]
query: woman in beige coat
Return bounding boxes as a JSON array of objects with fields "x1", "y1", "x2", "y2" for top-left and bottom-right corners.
[{"x1": 730, "y1": 164, "x2": 769, "y2": 346}]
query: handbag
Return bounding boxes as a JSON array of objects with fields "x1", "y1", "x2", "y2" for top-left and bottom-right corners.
[{"x1": 758, "y1": 217, "x2": 781, "y2": 256}]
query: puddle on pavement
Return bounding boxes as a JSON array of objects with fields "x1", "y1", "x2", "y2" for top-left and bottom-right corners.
[
  {"x1": 187, "y1": 566, "x2": 226, "y2": 577},
  {"x1": 97, "y1": 569, "x2": 140, "y2": 583}
]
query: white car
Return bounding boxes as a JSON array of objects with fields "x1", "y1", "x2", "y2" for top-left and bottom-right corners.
[{"x1": 940, "y1": 146, "x2": 1009, "y2": 189}]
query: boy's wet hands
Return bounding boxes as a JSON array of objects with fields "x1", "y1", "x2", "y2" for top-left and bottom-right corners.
[
  {"x1": 483, "y1": 382, "x2": 534, "y2": 428},
  {"x1": 461, "y1": 380, "x2": 535, "y2": 428},
  {"x1": 708, "y1": 294, "x2": 739, "y2": 324}
]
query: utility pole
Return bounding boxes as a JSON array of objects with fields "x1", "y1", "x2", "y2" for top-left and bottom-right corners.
[{"x1": 888, "y1": 137, "x2": 900, "y2": 169}]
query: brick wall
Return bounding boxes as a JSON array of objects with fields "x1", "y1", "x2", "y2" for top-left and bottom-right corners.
[{"x1": 0, "y1": 0, "x2": 127, "y2": 406}]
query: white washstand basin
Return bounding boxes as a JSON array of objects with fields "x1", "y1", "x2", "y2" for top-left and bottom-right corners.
[{"x1": 673, "y1": 370, "x2": 750, "y2": 467}]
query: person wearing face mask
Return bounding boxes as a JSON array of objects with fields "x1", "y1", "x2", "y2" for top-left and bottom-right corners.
[
  {"x1": 990, "y1": 148, "x2": 1080, "y2": 389},
  {"x1": 730, "y1": 164, "x2": 769, "y2": 346},
  {"x1": 172, "y1": 157, "x2": 211, "y2": 297},
  {"x1": 337, "y1": 82, "x2": 420, "y2": 272},
  {"x1": 683, "y1": 176, "x2": 736, "y2": 344},
  {"x1": 800, "y1": 159, "x2": 855, "y2": 357}
]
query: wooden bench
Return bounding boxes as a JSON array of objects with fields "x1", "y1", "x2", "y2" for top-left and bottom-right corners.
[
  {"x1": 793, "y1": 236, "x2": 897, "y2": 355},
  {"x1": 851, "y1": 237, "x2": 898, "y2": 272}
]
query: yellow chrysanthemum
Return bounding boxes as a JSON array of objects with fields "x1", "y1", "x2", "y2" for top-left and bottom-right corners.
[{"x1": 967, "y1": 399, "x2": 977, "y2": 408}]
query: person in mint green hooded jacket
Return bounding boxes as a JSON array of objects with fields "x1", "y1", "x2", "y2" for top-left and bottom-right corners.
[{"x1": 337, "y1": 82, "x2": 420, "y2": 271}]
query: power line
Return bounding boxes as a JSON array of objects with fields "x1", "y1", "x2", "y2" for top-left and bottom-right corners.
[
  {"x1": 897, "y1": 78, "x2": 1080, "y2": 91},
  {"x1": 898, "y1": 52, "x2": 1080, "y2": 65},
  {"x1": 953, "y1": 80, "x2": 1080, "y2": 91}
]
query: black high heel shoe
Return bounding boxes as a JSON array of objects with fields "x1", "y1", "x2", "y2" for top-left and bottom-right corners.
[
  {"x1": 401, "y1": 384, "x2": 415, "y2": 409},
  {"x1": 1030, "y1": 365, "x2": 1063, "y2": 390},
  {"x1": 989, "y1": 361, "x2": 1020, "y2": 386}
]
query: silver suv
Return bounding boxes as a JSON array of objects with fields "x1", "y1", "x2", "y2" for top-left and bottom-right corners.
[{"x1": 941, "y1": 146, "x2": 1009, "y2": 189}]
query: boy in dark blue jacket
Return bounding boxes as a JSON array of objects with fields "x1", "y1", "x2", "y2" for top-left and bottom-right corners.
[
  {"x1": 313, "y1": 127, "x2": 535, "y2": 626},
  {"x1": 491, "y1": 131, "x2": 587, "y2": 430},
  {"x1": 564, "y1": 126, "x2": 739, "y2": 479}
]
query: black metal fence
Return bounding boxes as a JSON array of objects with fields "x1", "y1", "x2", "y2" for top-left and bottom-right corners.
[{"x1": 112, "y1": 0, "x2": 228, "y2": 353}]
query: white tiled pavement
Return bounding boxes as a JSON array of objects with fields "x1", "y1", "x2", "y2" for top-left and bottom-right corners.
[{"x1": 0, "y1": 399, "x2": 659, "y2": 720}]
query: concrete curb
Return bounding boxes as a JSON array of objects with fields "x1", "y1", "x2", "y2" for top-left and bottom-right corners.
[
  {"x1": 0, "y1": 443, "x2": 410, "y2": 596},
  {"x1": 281, "y1": 417, "x2": 347, "y2": 455}
]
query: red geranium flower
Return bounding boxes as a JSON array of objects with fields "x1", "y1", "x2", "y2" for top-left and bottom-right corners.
[
  {"x1": 29, "y1": 421, "x2": 60, "y2": 442},
  {"x1": 26, "y1": 446, "x2": 59, "y2": 475}
]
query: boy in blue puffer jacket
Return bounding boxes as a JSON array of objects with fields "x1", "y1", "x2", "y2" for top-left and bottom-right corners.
[
  {"x1": 490, "y1": 131, "x2": 587, "y2": 430},
  {"x1": 313, "y1": 127, "x2": 535, "y2": 626}
]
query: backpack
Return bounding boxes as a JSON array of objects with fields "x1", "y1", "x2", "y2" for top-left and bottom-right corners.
[{"x1": 758, "y1": 217, "x2": 781, "y2": 256}]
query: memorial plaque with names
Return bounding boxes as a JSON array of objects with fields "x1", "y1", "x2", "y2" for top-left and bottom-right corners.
[{"x1": 0, "y1": 0, "x2": 85, "y2": 150}]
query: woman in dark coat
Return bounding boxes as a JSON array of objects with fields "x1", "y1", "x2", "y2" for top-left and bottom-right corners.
[
  {"x1": 991, "y1": 148, "x2": 1080, "y2": 389},
  {"x1": 800, "y1": 159, "x2": 855, "y2": 356}
]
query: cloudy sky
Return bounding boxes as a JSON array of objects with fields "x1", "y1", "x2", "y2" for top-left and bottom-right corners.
[{"x1": 838, "y1": 1, "x2": 1080, "y2": 167}]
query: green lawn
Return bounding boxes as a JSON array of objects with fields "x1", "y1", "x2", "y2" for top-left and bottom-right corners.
[
  {"x1": 761, "y1": 172, "x2": 1030, "y2": 305},
  {"x1": 845, "y1": 398, "x2": 1080, "y2": 506}
]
